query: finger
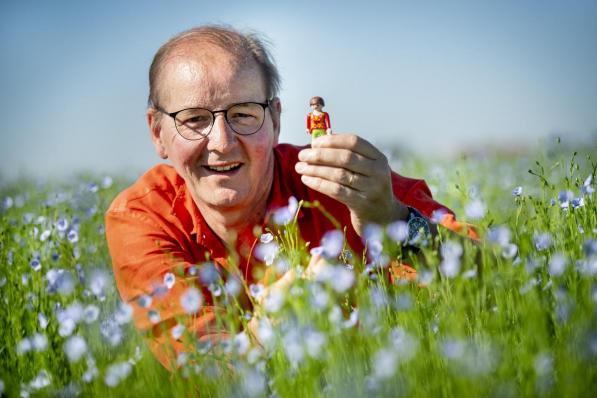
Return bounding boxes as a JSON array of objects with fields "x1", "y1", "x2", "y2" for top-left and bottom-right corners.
[
  {"x1": 298, "y1": 148, "x2": 377, "y2": 176},
  {"x1": 295, "y1": 162, "x2": 365, "y2": 191},
  {"x1": 300, "y1": 174, "x2": 366, "y2": 207},
  {"x1": 311, "y1": 133, "x2": 383, "y2": 160}
]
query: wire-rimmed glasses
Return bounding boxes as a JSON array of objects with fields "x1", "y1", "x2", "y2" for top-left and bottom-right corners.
[{"x1": 157, "y1": 101, "x2": 271, "y2": 140}]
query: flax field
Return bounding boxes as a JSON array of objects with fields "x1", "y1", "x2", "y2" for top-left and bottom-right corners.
[{"x1": 1, "y1": 139, "x2": 596, "y2": 397}]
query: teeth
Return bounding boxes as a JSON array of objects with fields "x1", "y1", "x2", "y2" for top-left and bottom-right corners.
[{"x1": 207, "y1": 163, "x2": 240, "y2": 172}]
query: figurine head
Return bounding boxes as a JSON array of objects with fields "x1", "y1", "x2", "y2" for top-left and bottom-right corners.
[{"x1": 309, "y1": 96, "x2": 325, "y2": 112}]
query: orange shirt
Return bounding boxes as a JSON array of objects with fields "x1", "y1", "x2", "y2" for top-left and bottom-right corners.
[{"x1": 105, "y1": 143, "x2": 474, "y2": 370}]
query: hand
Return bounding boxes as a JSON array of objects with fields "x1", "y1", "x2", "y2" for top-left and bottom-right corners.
[
  {"x1": 295, "y1": 133, "x2": 408, "y2": 236},
  {"x1": 326, "y1": 128, "x2": 332, "y2": 134}
]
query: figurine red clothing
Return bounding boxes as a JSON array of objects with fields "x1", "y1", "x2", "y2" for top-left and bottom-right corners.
[
  {"x1": 306, "y1": 111, "x2": 331, "y2": 134},
  {"x1": 105, "y1": 143, "x2": 474, "y2": 370}
]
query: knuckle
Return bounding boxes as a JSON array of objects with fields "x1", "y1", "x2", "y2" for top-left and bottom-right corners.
[
  {"x1": 347, "y1": 134, "x2": 359, "y2": 147},
  {"x1": 330, "y1": 183, "x2": 343, "y2": 196},
  {"x1": 341, "y1": 151, "x2": 355, "y2": 165}
]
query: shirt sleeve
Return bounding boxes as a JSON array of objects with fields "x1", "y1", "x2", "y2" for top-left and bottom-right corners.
[
  {"x1": 324, "y1": 112, "x2": 331, "y2": 130},
  {"x1": 105, "y1": 209, "x2": 232, "y2": 370},
  {"x1": 306, "y1": 113, "x2": 312, "y2": 133},
  {"x1": 392, "y1": 174, "x2": 478, "y2": 240}
]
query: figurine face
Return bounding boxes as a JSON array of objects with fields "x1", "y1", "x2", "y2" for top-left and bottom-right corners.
[{"x1": 310, "y1": 103, "x2": 323, "y2": 112}]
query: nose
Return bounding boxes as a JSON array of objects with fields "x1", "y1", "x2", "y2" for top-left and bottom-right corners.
[{"x1": 206, "y1": 112, "x2": 237, "y2": 152}]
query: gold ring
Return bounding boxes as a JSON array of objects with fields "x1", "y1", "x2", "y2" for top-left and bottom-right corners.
[{"x1": 348, "y1": 173, "x2": 355, "y2": 186}]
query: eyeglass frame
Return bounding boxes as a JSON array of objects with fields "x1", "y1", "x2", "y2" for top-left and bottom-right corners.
[{"x1": 155, "y1": 100, "x2": 272, "y2": 141}]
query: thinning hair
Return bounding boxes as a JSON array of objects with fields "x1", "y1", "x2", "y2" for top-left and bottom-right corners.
[{"x1": 148, "y1": 25, "x2": 281, "y2": 109}]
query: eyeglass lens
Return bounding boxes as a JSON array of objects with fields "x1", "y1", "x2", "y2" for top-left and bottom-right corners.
[{"x1": 174, "y1": 103, "x2": 265, "y2": 139}]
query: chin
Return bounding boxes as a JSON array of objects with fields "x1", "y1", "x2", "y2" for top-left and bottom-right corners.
[{"x1": 203, "y1": 187, "x2": 248, "y2": 208}]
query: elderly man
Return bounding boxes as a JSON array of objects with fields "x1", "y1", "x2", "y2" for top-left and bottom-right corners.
[{"x1": 106, "y1": 25, "x2": 470, "y2": 370}]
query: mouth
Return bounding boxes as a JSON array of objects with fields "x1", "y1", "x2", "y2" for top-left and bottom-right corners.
[{"x1": 203, "y1": 162, "x2": 243, "y2": 174}]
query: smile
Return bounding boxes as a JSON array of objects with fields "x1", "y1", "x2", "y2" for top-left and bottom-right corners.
[{"x1": 204, "y1": 163, "x2": 242, "y2": 172}]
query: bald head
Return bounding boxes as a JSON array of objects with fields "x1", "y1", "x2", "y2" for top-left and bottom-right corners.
[{"x1": 148, "y1": 25, "x2": 280, "y2": 110}]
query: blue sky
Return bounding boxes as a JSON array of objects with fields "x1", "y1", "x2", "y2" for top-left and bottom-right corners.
[{"x1": 1, "y1": 0, "x2": 596, "y2": 179}]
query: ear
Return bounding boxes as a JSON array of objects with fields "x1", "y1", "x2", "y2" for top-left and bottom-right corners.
[
  {"x1": 147, "y1": 108, "x2": 168, "y2": 159},
  {"x1": 269, "y1": 97, "x2": 282, "y2": 145}
]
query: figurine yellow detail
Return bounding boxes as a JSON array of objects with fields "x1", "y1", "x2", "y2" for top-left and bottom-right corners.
[{"x1": 306, "y1": 96, "x2": 331, "y2": 141}]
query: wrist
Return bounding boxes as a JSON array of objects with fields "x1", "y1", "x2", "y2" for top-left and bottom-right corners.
[{"x1": 405, "y1": 206, "x2": 433, "y2": 248}]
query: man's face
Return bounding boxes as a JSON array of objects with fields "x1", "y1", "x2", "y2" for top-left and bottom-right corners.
[{"x1": 149, "y1": 44, "x2": 280, "y2": 216}]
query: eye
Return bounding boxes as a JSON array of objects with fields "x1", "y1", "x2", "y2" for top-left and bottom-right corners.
[
  {"x1": 185, "y1": 115, "x2": 210, "y2": 124},
  {"x1": 230, "y1": 112, "x2": 257, "y2": 120},
  {"x1": 177, "y1": 110, "x2": 212, "y2": 129}
]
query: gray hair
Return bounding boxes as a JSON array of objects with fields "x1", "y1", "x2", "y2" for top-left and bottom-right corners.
[{"x1": 148, "y1": 25, "x2": 281, "y2": 109}]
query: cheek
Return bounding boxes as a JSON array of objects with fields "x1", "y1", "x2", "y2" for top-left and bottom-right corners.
[
  {"x1": 167, "y1": 139, "x2": 205, "y2": 171},
  {"x1": 246, "y1": 136, "x2": 276, "y2": 172}
]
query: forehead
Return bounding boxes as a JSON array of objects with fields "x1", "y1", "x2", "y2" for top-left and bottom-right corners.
[{"x1": 159, "y1": 43, "x2": 266, "y2": 109}]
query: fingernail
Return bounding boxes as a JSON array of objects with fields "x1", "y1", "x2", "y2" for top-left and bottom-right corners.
[{"x1": 295, "y1": 162, "x2": 306, "y2": 172}]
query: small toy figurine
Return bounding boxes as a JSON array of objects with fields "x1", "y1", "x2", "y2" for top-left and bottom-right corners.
[{"x1": 306, "y1": 96, "x2": 331, "y2": 142}]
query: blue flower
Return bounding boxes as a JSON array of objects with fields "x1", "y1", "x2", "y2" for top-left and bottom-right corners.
[
  {"x1": 199, "y1": 262, "x2": 220, "y2": 285},
  {"x1": 320, "y1": 230, "x2": 344, "y2": 258},
  {"x1": 548, "y1": 253, "x2": 568, "y2": 277},
  {"x1": 464, "y1": 199, "x2": 486, "y2": 220},
  {"x1": 163, "y1": 272, "x2": 175, "y2": 289},
  {"x1": 137, "y1": 295, "x2": 152, "y2": 308},
  {"x1": 64, "y1": 335, "x2": 87, "y2": 363},
  {"x1": 225, "y1": 278, "x2": 242, "y2": 297},
  {"x1": 148, "y1": 310, "x2": 161, "y2": 324},
  {"x1": 56, "y1": 218, "x2": 69, "y2": 232},
  {"x1": 387, "y1": 221, "x2": 408, "y2": 243},
  {"x1": 512, "y1": 186, "x2": 523, "y2": 197},
  {"x1": 486, "y1": 225, "x2": 511, "y2": 247},
  {"x1": 100, "y1": 319, "x2": 123, "y2": 346},
  {"x1": 83, "y1": 305, "x2": 100, "y2": 324},
  {"x1": 104, "y1": 361, "x2": 132, "y2": 387},
  {"x1": 260, "y1": 232, "x2": 274, "y2": 244},
  {"x1": 571, "y1": 197, "x2": 584, "y2": 209},
  {"x1": 583, "y1": 239, "x2": 597, "y2": 257},
  {"x1": 67, "y1": 230, "x2": 79, "y2": 243},
  {"x1": 101, "y1": 176, "x2": 113, "y2": 189},
  {"x1": 272, "y1": 196, "x2": 299, "y2": 225},
  {"x1": 39, "y1": 229, "x2": 51, "y2": 242},
  {"x1": 249, "y1": 283, "x2": 265, "y2": 299},
  {"x1": 533, "y1": 232, "x2": 553, "y2": 251},
  {"x1": 558, "y1": 190, "x2": 574, "y2": 203},
  {"x1": 180, "y1": 288, "x2": 203, "y2": 314},
  {"x1": 38, "y1": 312, "x2": 49, "y2": 329},
  {"x1": 30, "y1": 258, "x2": 42, "y2": 272},
  {"x1": 581, "y1": 175, "x2": 594, "y2": 195},
  {"x1": 430, "y1": 208, "x2": 448, "y2": 224},
  {"x1": 187, "y1": 265, "x2": 198, "y2": 276},
  {"x1": 2, "y1": 196, "x2": 13, "y2": 210},
  {"x1": 255, "y1": 241, "x2": 279, "y2": 266}
]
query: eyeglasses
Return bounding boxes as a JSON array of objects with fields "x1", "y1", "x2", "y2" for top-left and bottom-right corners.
[{"x1": 157, "y1": 101, "x2": 271, "y2": 140}]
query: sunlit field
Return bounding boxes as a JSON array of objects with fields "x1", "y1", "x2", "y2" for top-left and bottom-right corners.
[{"x1": 1, "y1": 140, "x2": 595, "y2": 397}]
